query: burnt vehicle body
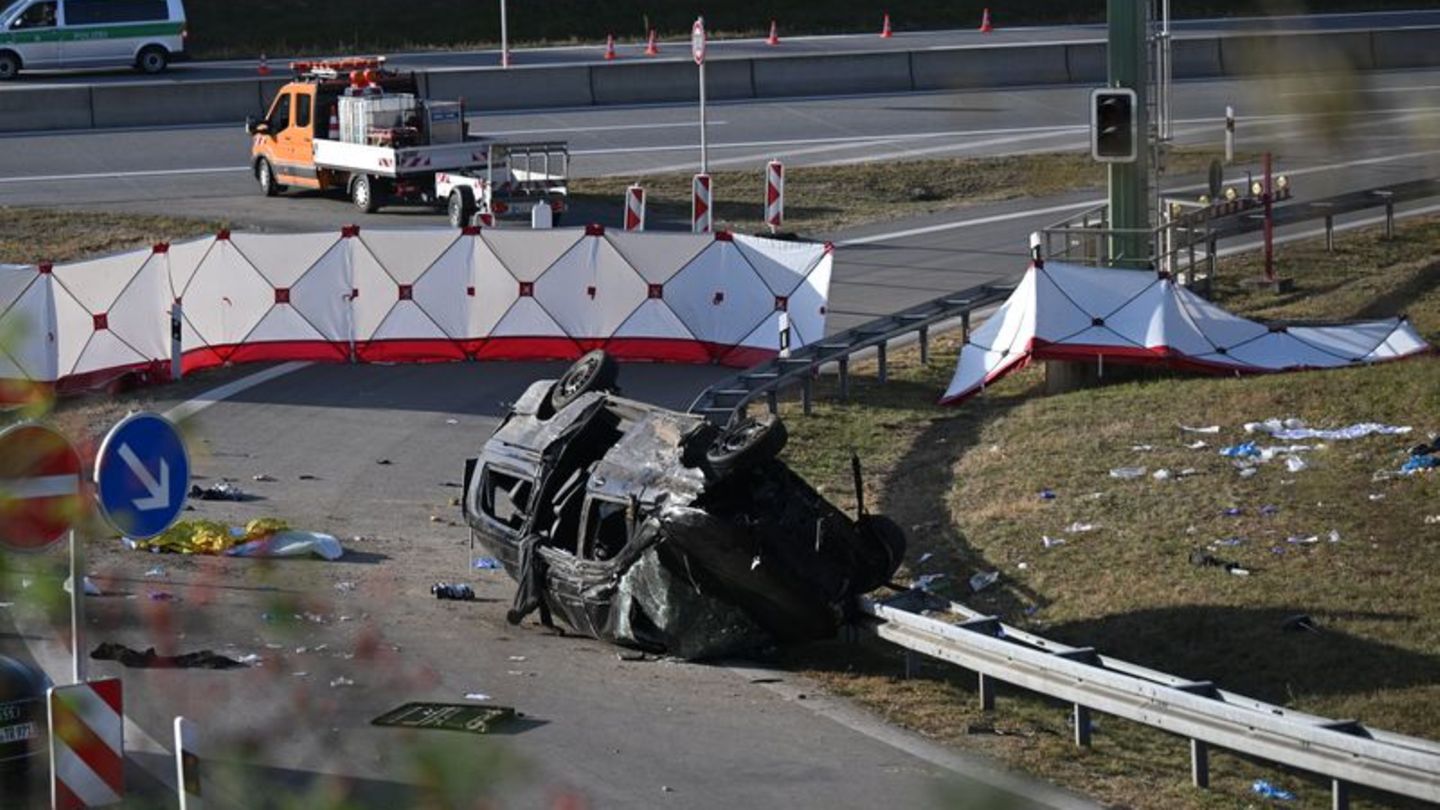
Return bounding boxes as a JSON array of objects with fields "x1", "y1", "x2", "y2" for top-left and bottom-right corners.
[{"x1": 462, "y1": 351, "x2": 905, "y2": 659}]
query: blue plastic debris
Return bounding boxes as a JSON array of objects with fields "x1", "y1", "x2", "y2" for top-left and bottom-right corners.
[
  {"x1": 1251, "y1": 779, "x2": 1295, "y2": 801},
  {"x1": 1223, "y1": 507, "x2": 1243, "y2": 517},
  {"x1": 1038, "y1": 488, "x2": 1057, "y2": 501},
  {"x1": 1220, "y1": 442, "x2": 1261, "y2": 458},
  {"x1": 473, "y1": 557, "x2": 502, "y2": 570},
  {"x1": 1401, "y1": 455, "x2": 1439, "y2": 475}
]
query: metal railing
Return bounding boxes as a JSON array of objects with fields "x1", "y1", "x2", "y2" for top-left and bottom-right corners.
[
  {"x1": 687, "y1": 281, "x2": 1014, "y2": 426},
  {"x1": 863, "y1": 591, "x2": 1440, "y2": 808}
]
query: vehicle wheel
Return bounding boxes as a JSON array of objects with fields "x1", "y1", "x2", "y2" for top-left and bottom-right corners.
[
  {"x1": 854, "y1": 514, "x2": 907, "y2": 593},
  {"x1": 448, "y1": 187, "x2": 476, "y2": 229},
  {"x1": 0, "y1": 51, "x2": 20, "y2": 81},
  {"x1": 352, "y1": 175, "x2": 381, "y2": 213},
  {"x1": 706, "y1": 414, "x2": 788, "y2": 478},
  {"x1": 547, "y1": 350, "x2": 619, "y2": 412},
  {"x1": 136, "y1": 46, "x2": 168, "y2": 75},
  {"x1": 256, "y1": 159, "x2": 281, "y2": 197}
]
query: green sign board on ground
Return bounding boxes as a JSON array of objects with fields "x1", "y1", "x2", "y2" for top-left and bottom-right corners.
[{"x1": 372, "y1": 703, "x2": 516, "y2": 735}]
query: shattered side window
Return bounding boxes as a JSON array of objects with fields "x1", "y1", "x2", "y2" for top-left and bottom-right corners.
[
  {"x1": 480, "y1": 467, "x2": 534, "y2": 531},
  {"x1": 581, "y1": 497, "x2": 629, "y2": 562}
]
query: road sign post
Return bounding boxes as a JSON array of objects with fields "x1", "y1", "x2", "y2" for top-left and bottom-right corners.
[
  {"x1": 499, "y1": 0, "x2": 510, "y2": 68},
  {"x1": 693, "y1": 16, "x2": 708, "y2": 174},
  {"x1": 174, "y1": 717, "x2": 202, "y2": 809},
  {"x1": 94, "y1": 413, "x2": 190, "y2": 541},
  {"x1": 692, "y1": 173, "x2": 713, "y2": 234},
  {"x1": 624, "y1": 184, "x2": 646, "y2": 231}
]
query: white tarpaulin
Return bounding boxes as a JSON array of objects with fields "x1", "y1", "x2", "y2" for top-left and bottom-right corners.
[
  {"x1": 0, "y1": 226, "x2": 833, "y2": 401},
  {"x1": 941, "y1": 262, "x2": 1431, "y2": 405}
]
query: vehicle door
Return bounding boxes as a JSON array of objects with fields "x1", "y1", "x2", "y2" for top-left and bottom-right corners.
[
  {"x1": 274, "y1": 85, "x2": 317, "y2": 187},
  {"x1": 3, "y1": 1, "x2": 60, "y2": 67}
]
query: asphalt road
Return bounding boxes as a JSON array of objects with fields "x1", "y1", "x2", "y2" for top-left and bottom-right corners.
[
  {"x1": 2, "y1": 10, "x2": 1438, "y2": 88},
  {"x1": 3, "y1": 57, "x2": 1440, "y2": 810}
]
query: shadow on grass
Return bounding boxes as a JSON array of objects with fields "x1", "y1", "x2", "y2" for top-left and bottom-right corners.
[{"x1": 1045, "y1": 604, "x2": 1440, "y2": 705}]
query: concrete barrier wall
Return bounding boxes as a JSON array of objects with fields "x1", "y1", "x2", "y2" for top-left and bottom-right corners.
[
  {"x1": 0, "y1": 85, "x2": 91, "y2": 131},
  {"x1": 1372, "y1": 28, "x2": 1440, "y2": 70},
  {"x1": 426, "y1": 65, "x2": 593, "y2": 111},
  {"x1": 4, "y1": 27, "x2": 1436, "y2": 133},
  {"x1": 90, "y1": 79, "x2": 269, "y2": 128},
  {"x1": 591, "y1": 59, "x2": 752, "y2": 104},
  {"x1": 753, "y1": 52, "x2": 911, "y2": 97},
  {"x1": 913, "y1": 44, "x2": 1068, "y2": 90}
]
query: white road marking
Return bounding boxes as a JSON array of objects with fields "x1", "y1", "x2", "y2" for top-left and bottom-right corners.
[
  {"x1": 0, "y1": 166, "x2": 247, "y2": 184},
  {"x1": 483, "y1": 120, "x2": 727, "y2": 136},
  {"x1": 164, "y1": 361, "x2": 312, "y2": 423}
]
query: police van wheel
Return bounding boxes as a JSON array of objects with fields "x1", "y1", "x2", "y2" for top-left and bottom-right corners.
[
  {"x1": 256, "y1": 160, "x2": 281, "y2": 197},
  {"x1": 136, "y1": 46, "x2": 168, "y2": 75},
  {"x1": 448, "y1": 188, "x2": 476, "y2": 229},
  {"x1": 0, "y1": 52, "x2": 20, "y2": 81}
]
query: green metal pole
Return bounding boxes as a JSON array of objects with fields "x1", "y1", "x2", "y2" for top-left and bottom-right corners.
[{"x1": 1108, "y1": 0, "x2": 1150, "y2": 267}]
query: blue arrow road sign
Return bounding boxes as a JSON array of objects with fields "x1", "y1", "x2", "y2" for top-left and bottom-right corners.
[{"x1": 95, "y1": 413, "x2": 191, "y2": 539}]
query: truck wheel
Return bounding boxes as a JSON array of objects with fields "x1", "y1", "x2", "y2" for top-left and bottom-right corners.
[
  {"x1": 256, "y1": 159, "x2": 281, "y2": 197},
  {"x1": 352, "y1": 175, "x2": 381, "y2": 213},
  {"x1": 547, "y1": 350, "x2": 619, "y2": 413},
  {"x1": 0, "y1": 51, "x2": 20, "y2": 81},
  {"x1": 448, "y1": 188, "x2": 476, "y2": 229},
  {"x1": 705, "y1": 415, "x2": 788, "y2": 479},
  {"x1": 136, "y1": 46, "x2": 169, "y2": 75}
]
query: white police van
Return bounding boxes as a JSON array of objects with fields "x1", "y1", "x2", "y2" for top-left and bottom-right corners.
[{"x1": 0, "y1": 0, "x2": 186, "y2": 79}]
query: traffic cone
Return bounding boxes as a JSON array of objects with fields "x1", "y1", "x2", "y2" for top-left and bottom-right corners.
[
  {"x1": 257, "y1": 53, "x2": 270, "y2": 76},
  {"x1": 766, "y1": 19, "x2": 780, "y2": 46},
  {"x1": 880, "y1": 12, "x2": 893, "y2": 38},
  {"x1": 979, "y1": 8, "x2": 993, "y2": 33},
  {"x1": 604, "y1": 34, "x2": 616, "y2": 60},
  {"x1": 644, "y1": 28, "x2": 659, "y2": 56}
]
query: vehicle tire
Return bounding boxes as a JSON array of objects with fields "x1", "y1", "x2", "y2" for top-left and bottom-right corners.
[
  {"x1": 136, "y1": 46, "x2": 168, "y2": 75},
  {"x1": 547, "y1": 350, "x2": 619, "y2": 413},
  {"x1": 352, "y1": 174, "x2": 381, "y2": 213},
  {"x1": 0, "y1": 51, "x2": 20, "y2": 81},
  {"x1": 705, "y1": 414, "x2": 788, "y2": 478},
  {"x1": 448, "y1": 187, "x2": 476, "y2": 229},
  {"x1": 853, "y1": 514, "x2": 907, "y2": 593},
  {"x1": 256, "y1": 159, "x2": 281, "y2": 197}
]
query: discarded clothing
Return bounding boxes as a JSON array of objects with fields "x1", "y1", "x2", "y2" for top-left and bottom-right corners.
[
  {"x1": 1245, "y1": 418, "x2": 1411, "y2": 442},
  {"x1": 91, "y1": 643, "x2": 250, "y2": 670},
  {"x1": 227, "y1": 531, "x2": 344, "y2": 561},
  {"x1": 432, "y1": 583, "x2": 476, "y2": 601},
  {"x1": 189, "y1": 483, "x2": 251, "y2": 501}
]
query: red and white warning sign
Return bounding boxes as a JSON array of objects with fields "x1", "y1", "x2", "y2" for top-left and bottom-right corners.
[
  {"x1": 765, "y1": 160, "x2": 785, "y2": 231},
  {"x1": 692, "y1": 173, "x2": 713, "y2": 234},
  {"x1": 49, "y1": 679, "x2": 124, "y2": 809},
  {"x1": 0, "y1": 423, "x2": 83, "y2": 554},
  {"x1": 624, "y1": 184, "x2": 646, "y2": 232}
]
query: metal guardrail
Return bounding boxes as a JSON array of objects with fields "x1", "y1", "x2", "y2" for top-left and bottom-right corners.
[
  {"x1": 1214, "y1": 177, "x2": 1440, "y2": 245},
  {"x1": 687, "y1": 281, "x2": 1014, "y2": 425},
  {"x1": 863, "y1": 591, "x2": 1440, "y2": 807}
]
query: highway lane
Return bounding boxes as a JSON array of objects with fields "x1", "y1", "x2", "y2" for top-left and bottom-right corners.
[{"x1": 2, "y1": 10, "x2": 1438, "y2": 88}]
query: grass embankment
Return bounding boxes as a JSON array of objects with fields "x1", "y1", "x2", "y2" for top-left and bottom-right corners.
[
  {"x1": 184, "y1": 1, "x2": 1429, "y2": 58},
  {"x1": 0, "y1": 208, "x2": 222, "y2": 265},
  {"x1": 774, "y1": 219, "x2": 1440, "y2": 809},
  {"x1": 570, "y1": 149, "x2": 1231, "y2": 235}
]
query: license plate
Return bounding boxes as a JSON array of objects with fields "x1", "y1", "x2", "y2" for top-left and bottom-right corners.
[{"x1": 0, "y1": 723, "x2": 37, "y2": 744}]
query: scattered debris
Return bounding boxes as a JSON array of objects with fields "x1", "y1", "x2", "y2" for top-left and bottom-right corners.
[
  {"x1": 1260, "y1": 505, "x2": 1280, "y2": 517},
  {"x1": 1210, "y1": 537, "x2": 1245, "y2": 548},
  {"x1": 915, "y1": 552, "x2": 934, "y2": 566},
  {"x1": 329, "y1": 677, "x2": 355, "y2": 688},
  {"x1": 91, "y1": 643, "x2": 250, "y2": 670},
  {"x1": 912, "y1": 573, "x2": 946, "y2": 591},
  {"x1": 1281, "y1": 614, "x2": 1321, "y2": 634},
  {"x1": 1109, "y1": 467, "x2": 1146, "y2": 480},
  {"x1": 236, "y1": 654, "x2": 262, "y2": 666},
  {"x1": 1064, "y1": 522, "x2": 1097, "y2": 534},
  {"x1": 432, "y1": 583, "x2": 475, "y2": 601},
  {"x1": 1251, "y1": 779, "x2": 1296, "y2": 801},
  {"x1": 1185, "y1": 440, "x2": 1209, "y2": 450},
  {"x1": 1152, "y1": 469, "x2": 1172, "y2": 481},
  {"x1": 299, "y1": 474, "x2": 319, "y2": 481},
  {"x1": 1188, "y1": 551, "x2": 1250, "y2": 576},
  {"x1": 1130, "y1": 444, "x2": 1154, "y2": 452},
  {"x1": 1223, "y1": 508, "x2": 1243, "y2": 517},
  {"x1": 1220, "y1": 442, "x2": 1260, "y2": 459},
  {"x1": 446, "y1": 419, "x2": 459, "y2": 425},
  {"x1": 334, "y1": 581, "x2": 357, "y2": 593},
  {"x1": 1287, "y1": 535, "x2": 1319, "y2": 545},
  {"x1": 143, "y1": 566, "x2": 166, "y2": 578},
  {"x1": 1401, "y1": 455, "x2": 1439, "y2": 475},
  {"x1": 473, "y1": 557, "x2": 502, "y2": 570},
  {"x1": 508, "y1": 655, "x2": 527, "y2": 662},
  {"x1": 189, "y1": 483, "x2": 250, "y2": 501},
  {"x1": 148, "y1": 591, "x2": 177, "y2": 602},
  {"x1": 1181, "y1": 425, "x2": 1221, "y2": 434},
  {"x1": 1369, "y1": 493, "x2": 1387, "y2": 501},
  {"x1": 376, "y1": 459, "x2": 393, "y2": 466},
  {"x1": 1426, "y1": 515, "x2": 1440, "y2": 525},
  {"x1": 252, "y1": 474, "x2": 277, "y2": 482},
  {"x1": 372, "y1": 703, "x2": 518, "y2": 735},
  {"x1": 1042, "y1": 536, "x2": 1066, "y2": 549},
  {"x1": 1038, "y1": 488, "x2": 1057, "y2": 500},
  {"x1": 1246, "y1": 418, "x2": 1410, "y2": 442},
  {"x1": 464, "y1": 693, "x2": 492, "y2": 702},
  {"x1": 1285, "y1": 457, "x2": 1308, "y2": 473},
  {"x1": 617, "y1": 651, "x2": 653, "y2": 662},
  {"x1": 969, "y1": 571, "x2": 1000, "y2": 593}
]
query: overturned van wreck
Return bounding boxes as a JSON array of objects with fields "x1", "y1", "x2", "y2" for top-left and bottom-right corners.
[{"x1": 463, "y1": 351, "x2": 905, "y2": 659}]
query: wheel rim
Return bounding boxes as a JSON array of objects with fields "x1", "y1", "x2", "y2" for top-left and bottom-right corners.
[
  {"x1": 557, "y1": 356, "x2": 599, "y2": 399},
  {"x1": 449, "y1": 195, "x2": 462, "y2": 226},
  {"x1": 355, "y1": 180, "x2": 370, "y2": 209},
  {"x1": 719, "y1": 422, "x2": 764, "y2": 453},
  {"x1": 144, "y1": 54, "x2": 161, "y2": 71},
  {"x1": 0, "y1": 60, "x2": 15, "y2": 79},
  {"x1": 258, "y1": 163, "x2": 271, "y2": 191}
]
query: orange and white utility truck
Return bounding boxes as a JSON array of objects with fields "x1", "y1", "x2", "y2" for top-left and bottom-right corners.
[{"x1": 246, "y1": 57, "x2": 568, "y2": 226}]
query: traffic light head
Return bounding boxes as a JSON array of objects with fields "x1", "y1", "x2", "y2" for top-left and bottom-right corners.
[{"x1": 1091, "y1": 88, "x2": 1138, "y2": 163}]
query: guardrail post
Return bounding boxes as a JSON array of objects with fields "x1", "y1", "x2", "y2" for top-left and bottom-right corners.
[
  {"x1": 801, "y1": 376, "x2": 813, "y2": 416},
  {"x1": 1190, "y1": 739, "x2": 1209, "y2": 788},
  {"x1": 1333, "y1": 779, "x2": 1350, "y2": 810},
  {"x1": 877, "y1": 342, "x2": 888, "y2": 385},
  {"x1": 1207, "y1": 235, "x2": 1218, "y2": 290},
  {"x1": 1325, "y1": 214, "x2": 1335, "y2": 252},
  {"x1": 1385, "y1": 202, "x2": 1395, "y2": 240},
  {"x1": 766, "y1": 390, "x2": 778, "y2": 415},
  {"x1": 838, "y1": 357, "x2": 850, "y2": 402},
  {"x1": 978, "y1": 673, "x2": 995, "y2": 711},
  {"x1": 918, "y1": 326, "x2": 930, "y2": 365},
  {"x1": 1073, "y1": 705, "x2": 1092, "y2": 747},
  {"x1": 962, "y1": 312, "x2": 972, "y2": 343},
  {"x1": 903, "y1": 650, "x2": 916, "y2": 680}
]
